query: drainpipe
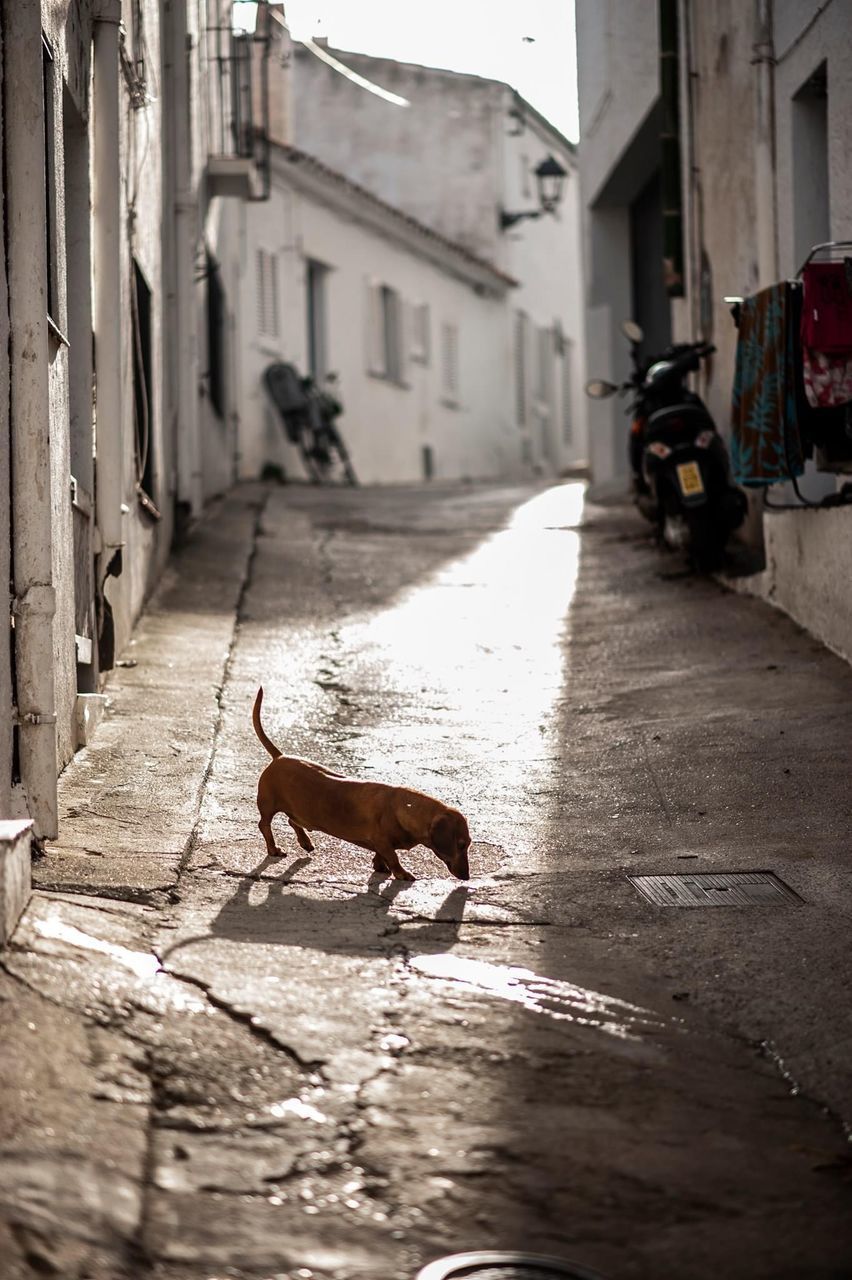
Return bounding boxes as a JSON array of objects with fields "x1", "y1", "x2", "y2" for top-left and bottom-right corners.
[
  {"x1": 659, "y1": 0, "x2": 685, "y2": 297},
  {"x1": 4, "y1": 1, "x2": 58, "y2": 837},
  {"x1": 753, "y1": 0, "x2": 778, "y2": 286},
  {"x1": 92, "y1": 3, "x2": 125, "y2": 595}
]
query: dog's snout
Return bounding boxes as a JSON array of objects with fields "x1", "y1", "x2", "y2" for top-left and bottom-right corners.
[{"x1": 453, "y1": 851, "x2": 471, "y2": 880}]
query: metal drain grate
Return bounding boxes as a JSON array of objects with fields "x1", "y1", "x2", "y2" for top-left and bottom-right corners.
[
  {"x1": 629, "y1": 870, "x2": 801, "y2": 908},
  {"x1": 415, "y1": 1252, "x2": 605, "y2": 1280}
]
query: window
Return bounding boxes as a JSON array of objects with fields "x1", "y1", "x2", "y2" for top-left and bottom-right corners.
[
  {"x1": 441, "y1": 322, "x2": 459, "y2": 405},
  {"x1": 306, "y1": 259, "x2": 329, "y2": 378},
  {"x1": 514, "y1": 311, "x2": 528, "y2": 426},
  {"x1": 366, "y1": 280, "x2": 405, "y2": 383},
  {"x1": 380, "y1": 285, "x2": 403, "y2": 382},
  {"x1": 535, "y1": 324, "x2": 554, "y2": 412},
  {"x1": 256, "y1": 247, "x2": 279, "y2": 338},
  {"x1": 132, "y1": 258, "x2": 156, "y2": 496},
  {"x1": 206, "y1": 253, "x2": 226, "y2": 418},
  {"x1": 561, "y1": 338, "x2": 574, "y2": 444},
  {"x1": 410, "y1": 302, "x2": 430, "y2": 364}
]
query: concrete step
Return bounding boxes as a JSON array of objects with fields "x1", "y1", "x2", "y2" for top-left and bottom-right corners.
[{"x1": 0, "y1": 819, "x2": 33, "y2": 946}]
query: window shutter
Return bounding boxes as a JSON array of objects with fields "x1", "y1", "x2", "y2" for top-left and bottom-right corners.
[
  {"x1": 514, "y1": 311, "x2": 528, "y2": 426},
  {"x1": 410, "y1": 302, "x2": 430, "y2": 365},
  {"x1": 256, "y1": 249, "x2": 279, "y2": 338},
  {"x1": 364, "y1": 278, "x2": 383, "y2": 374},
  {"x1": 561, "y1": 338, "x2": 574, "y2": 443},
  {"x1": 269, "y1": 254, "x2": 279, "y2": 338},
  {"x1": 441, "y1": 322, "x2": 459, "y2": 403},
  {"x1": 256, "y1": 249, "x2": 267, "y2": 335},
  {"x1": 398, "y1": 296, "x2": 411, "y2": 385}
]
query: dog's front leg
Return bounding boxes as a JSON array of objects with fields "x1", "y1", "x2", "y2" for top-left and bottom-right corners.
[{"x1": 373, "y1": 843, "x2": 414, "y2": 881}]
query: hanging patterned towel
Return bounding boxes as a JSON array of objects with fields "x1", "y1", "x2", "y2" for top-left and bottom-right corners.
[{"x1": 730, "y1": 283, "x2": 804, "y2": 486}]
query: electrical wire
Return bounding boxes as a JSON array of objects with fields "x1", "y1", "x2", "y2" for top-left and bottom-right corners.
[{"x1": 299, "y1": 36, "x2": 410, "y2": 107}]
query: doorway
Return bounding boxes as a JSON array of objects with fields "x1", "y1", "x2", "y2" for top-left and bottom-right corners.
[{"x1": 630, "y1": 170, "x2": 672, "y2": 361}]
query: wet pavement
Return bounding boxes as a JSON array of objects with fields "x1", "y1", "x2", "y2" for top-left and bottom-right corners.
[{"x1": 2, "y1": 480, "x2": 852, "y2": 1280}]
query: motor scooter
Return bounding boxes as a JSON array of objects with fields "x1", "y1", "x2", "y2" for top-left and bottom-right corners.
[{"x1": 585, "y1": 321, "x2": 746, "y2": 568}]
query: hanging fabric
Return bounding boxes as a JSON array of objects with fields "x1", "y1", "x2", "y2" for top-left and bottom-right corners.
[
  {"x1": 730, "y1": 283, "x2": 804, "y2": 486},
  {"x1": 802, "y1": 348, "x2": 852, "y2": 409},
  {"x1": 799, "y1": 259, "x2": 852, "y2": 409},
  {"x1": 800, "y1": 260, "x2": 852, "y2": 354}
]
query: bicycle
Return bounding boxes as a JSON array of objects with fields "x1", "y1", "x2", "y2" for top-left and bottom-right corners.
[{"x1": 263, "y1": 362, "x2": 358, "y2": 486}]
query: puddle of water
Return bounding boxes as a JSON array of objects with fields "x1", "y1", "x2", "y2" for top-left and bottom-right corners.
[
  {"x1": 410, "y1": 953, "x2": 662, "y2": 1041},
  {"x1": 267, "y1": 1097, "x2": 329, "y2": 1124},
  {"x1": 343, "y1": 485, "x2": 584, "y2": 769},
  {"x1": 33, "y1": 916, "x2": 161, "y2": 979},
  {"x1": 31, "y1": 915, "x2": 206, "y2": 1011}
]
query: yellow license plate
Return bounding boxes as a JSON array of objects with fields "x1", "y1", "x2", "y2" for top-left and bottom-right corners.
[{"x1": 677, "y1": 461, "x2": 705, "y2": 497}]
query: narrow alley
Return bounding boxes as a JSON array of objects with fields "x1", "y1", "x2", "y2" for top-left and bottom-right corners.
[{"x1": 1, "y1": 481, "x2": 851, "y2": 1280}]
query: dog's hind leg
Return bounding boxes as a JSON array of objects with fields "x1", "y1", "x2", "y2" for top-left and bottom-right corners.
[
  {"x1": 258, "y1": 808, "x2": 283, "y2": 857},
  {"x1": 287, "y1": 818, "x2": 315, "y2": 853}
]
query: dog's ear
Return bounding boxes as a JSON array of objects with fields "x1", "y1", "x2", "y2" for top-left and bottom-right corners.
[
  {"x1": 428, "y1": 813, "x2": 455, "y2": 859},
  {"x1": 429, "y1": 812, "x2": 471, "y2": 880}
]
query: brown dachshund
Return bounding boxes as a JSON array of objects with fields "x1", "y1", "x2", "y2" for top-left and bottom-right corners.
[{"x1": 253, "y1": 688, "x2": 471, "y2": 881}]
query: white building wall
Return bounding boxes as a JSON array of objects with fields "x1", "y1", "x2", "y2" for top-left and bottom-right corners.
[
  {"x1": 292, "y1": 48, "x2": 505, "y2": 264},
  {"x1": 773, "y1": 0, "x2": 852, "y2": 276},
  {"x1": 227, "y1": 169, "x2": 516, "y2": 486},
  {"x1": 500, "y1": 108, "x2": 587, "y2": 471},
  {"x1": 576, "y1": 0, "x2": 663, "y2": 490},
  {"x1": 731, "y1": 0, "x2": 852, "y2": 644},
  {"x1": 0, "y1": 14, "x2": 11, "y2": 814},
  {"x1": 576, "y1": 0, "x2": 852, "y2": 660},
  {"x1": 289, "y1": 47, "x2": 586, "y2": 474},
  {"x1": 36, "y1": 0, "x2": 171, "y2": 768}
]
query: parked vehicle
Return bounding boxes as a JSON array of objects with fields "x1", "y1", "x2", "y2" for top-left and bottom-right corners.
[
  {"x1": 264, "y1": 362, "x2": 358, "y2": 486},
  {"x1": 585, "y1": 321, "x2": 746, "y2": 567}
]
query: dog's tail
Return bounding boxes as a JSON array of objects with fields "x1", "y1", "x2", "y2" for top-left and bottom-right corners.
[{"x1": 252, "y1": 687, "x2": 281, "y2": 759}]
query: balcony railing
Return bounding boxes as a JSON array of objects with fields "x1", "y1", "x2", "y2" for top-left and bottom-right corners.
[{"x1": 205, "y1": 18, "x2": 271, "y2": 200}]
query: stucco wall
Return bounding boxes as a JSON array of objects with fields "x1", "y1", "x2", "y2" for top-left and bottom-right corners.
[
  {"x1": 36, "y1": 0, "x2": 173, "y2": 763},
  {"x1": 292, "y1": 48, "x2": 505, "y2": 263},
  {"x1": 500, "y1": 101, "x2": 587, "y2": 470},
  {"x1": 288, "y1": 51, "x2": 585, "y2": 472},
  {"x1": 0, "y1": 17, "x2": 11, "y2": 813},
  {"x1": 673, "y1": 3, "x2": 761, "y2": 445},
  {"x1": 113, "y1": 1, "x2": 171, "y2": 656},
  {"x1": 729, "y1": 505, "x2": 852, "y2": 664},
  {"x1": 575, "y1": 0, "x2": 661, "y2": 208},
  {"x1": 228, "y1": 172, "x2": 517, "y2": 486},
  {"x1": 575, "y1": 0, "x2": 662, "y2": 489},
  {"x1": 41, "y1": 1, "x2": 87, "y2": 767},
  {"x1": 773, "y1": 0, "x2": 852, "y2": 277}
]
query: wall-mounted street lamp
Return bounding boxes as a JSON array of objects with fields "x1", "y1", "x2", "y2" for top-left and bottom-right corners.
[{"x1": 499, "y1": 154, "x2": 568, "y2": 231}]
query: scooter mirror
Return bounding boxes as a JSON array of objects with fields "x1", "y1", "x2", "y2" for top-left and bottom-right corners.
[
  {"x1": 584, "y1": 379, "x2": 619, "y2": 399},
  {"x1": 621, "y1": 320, "x2": 644, "y2": 344}
]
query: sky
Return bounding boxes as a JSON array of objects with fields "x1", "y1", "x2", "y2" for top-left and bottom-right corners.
[{"x1": 272, "y1": 0, "x2": 579, "y2": 142}]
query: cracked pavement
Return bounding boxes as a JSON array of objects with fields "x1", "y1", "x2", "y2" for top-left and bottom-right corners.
[{"x1": 1, "y1": 480, "x2": 852, "y2": 1279}]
